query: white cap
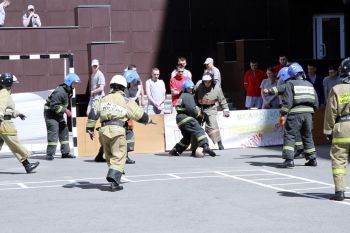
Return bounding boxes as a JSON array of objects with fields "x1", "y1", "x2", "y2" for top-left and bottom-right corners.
[
  {"x1": 91, "y1": 59, "x2": 99, "y2": 66},
  {"x1": 204, "y1": 57, "x2": 214, "y2": 65},
  {"x1": 202, "y1": 74, "x2": 212, "y2": 81},
  {"x1": 28, "y1": 5, "x2": 35, "y2": 10}
]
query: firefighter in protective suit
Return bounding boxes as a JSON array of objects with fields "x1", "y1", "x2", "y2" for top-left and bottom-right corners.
[
  {"x1": 264, "y1": 67, "x2": 304, "y2": 159},
  {"x1": 169, "y1": 80, "x2": 216, "y2": 157},
  {"x1": 44, "y1": 73, "x2": 80, "y2": 160},
  {"x1": 278, "y1": 63, "x2": 318, "y2": 168},
  {"x1": 0, "y1": 73, "x2": 39, "y2": 173},
  {"x1": 94, "y1": 70, "x2": 138, "y2": 164},
  {"x1": 194, "y1": 73, "x2": 230, "y2": 150},
  {"x1": 324, "y1": 57, "x2": 350, "y2": 201},
  {"x1": 86, "y1": 75, "x2": 153, "y2": 191}
]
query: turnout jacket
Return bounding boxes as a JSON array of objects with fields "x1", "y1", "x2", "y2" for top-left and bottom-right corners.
[
  {"x1": 280, "y1": 79, "x2": 318, "y2": 116},
  {"x1": 195, "y1": 82, "x2": 229, "y2": 113},
  {"x1": 44, "y1": 85, "x2": 71, "y2": 115},
  {"x1": 86, "y1": 90, "x2": 150, "y2": 136},
  {"x1": 0, "y1": 88, "x2": 22, "y2": 121},
  {"x1": 175, "y1": 92, "x2": 201, "y2": 126},
  {"x1": 324, "y1": 83, "x2": 350, "y2": 137}
]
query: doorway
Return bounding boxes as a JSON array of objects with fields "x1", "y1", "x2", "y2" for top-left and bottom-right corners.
[{"x1": 313, "y1": 14, "x2": 345, "y2": 59}]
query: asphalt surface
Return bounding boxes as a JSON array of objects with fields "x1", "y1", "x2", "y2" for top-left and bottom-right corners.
[{"x1": 0, "y1": 144, "x2": 349, "y2": 233}]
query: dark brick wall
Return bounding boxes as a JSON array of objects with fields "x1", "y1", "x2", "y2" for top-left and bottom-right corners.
[{"x1": 0, "y1": 0, "x2": 349, "y2": 114}]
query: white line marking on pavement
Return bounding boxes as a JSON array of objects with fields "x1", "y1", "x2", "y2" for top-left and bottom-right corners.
[
  {"x1": 261, "y1": 169, "x2": 335, "y2": 187},
  {"x1": 235, "y1": 173, "x2": 275, "y2": 177},
  {"x1": 252, "y1": 177, "x2": 292, "y2": 181},
  {"x1": 17, "y1": 183, "x2": 28, "y2": 188},
  {"x1": 271, "y1": 181, "x2": 314, "y2": 186},
  {"x1": 1, "y1": 168, "x2": 350, "y2": 207},
  {"x1": 215, "y1": 170, "x2": 350, "y2": 207},
  {"x1": 168, "y1": 174, "x2": 181, "y2": 179},
  {"x1": 121, "y1": 177, "x2": 132, "y2": 182},
  {"x1": 292, "y1": 186, "x2": 332, "y2": 191}
]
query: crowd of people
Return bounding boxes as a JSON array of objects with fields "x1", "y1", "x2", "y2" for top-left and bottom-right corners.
[
  {"x1": 0, "y1": 1, "x2": 42, "y2": 27},
  {"x1": 243, "y1": 55, "x2": 342, "y2": 110},
  {"x1": 1, "y1": 52, "x2": 350, "y2": 201}
]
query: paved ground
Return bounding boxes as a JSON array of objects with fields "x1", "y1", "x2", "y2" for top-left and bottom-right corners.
[{"x1": 0, "y1": 144, "x2": 349, "y2": 233}]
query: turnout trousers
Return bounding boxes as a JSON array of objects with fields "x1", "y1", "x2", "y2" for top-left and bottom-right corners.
[
  {"x1": 174, "y1": 114, "x2": 208, "y2": 153},
  {"x1": 0, "y1": 120, "x2": 30, "y2": 162},
  {"x1": 44, "y1": 110, "x2": 70, "y2": 156},
  {"x1": 282, "y1": 113, "x2": 316, "y2": 160},
  {"x1": 203, "y1": 108, "x2": 221, "y2": 144},
  {"x1": 330, "y1": 121, "x2": 350, "y2": 192},
  {"x1": 99, "y1": 126, "x2": 127, "y2": 173}
]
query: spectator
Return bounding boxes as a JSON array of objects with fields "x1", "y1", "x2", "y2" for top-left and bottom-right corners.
[
  {"x1": 260, "y1": 67, "x2": 279, "y2": 109},
  {"x1": 86, "y1": 59, "x2": 105, "y2": 115},
  {"x1": 204, "y1": 57, "x2": 221, "y2": 85},
  {"x1": 243, "y1": 59, "x2": 267, "y2": 109},
  {"x1": 0, "y1": 0, "x2": 10, "y2": 27},
  {"x1": 171, "y1": 57, "x2": 192, "y2": 79},
  {"x1": 170, "y1": 65, "x2": 190, "y2": 106},
  {"x1": 23, "y1": 5, "x2": 41, "y2": 27},
  {"x1": 145, "y1": 68, "x2": 166, "y2": 114},
  {"x1": 323, "y1": 66, "x2": 340, "y2": 104},
  {"x1": 306, "y1": 63, "x2": 325, "y2": 107},
  {"x1": 272, "y1": 55, "x2": 288, "y2": 74},
  {"x1": 125, "y1": 64, "x2": 144, "y2": 106}
]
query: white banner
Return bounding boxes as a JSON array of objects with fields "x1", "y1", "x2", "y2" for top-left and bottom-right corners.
[
  {"x1": 164, "y1": 109, "x2": 283, "y2": 151},
  {"x1": 0, "y1": 90, "x2": 53, "y2": 153}
]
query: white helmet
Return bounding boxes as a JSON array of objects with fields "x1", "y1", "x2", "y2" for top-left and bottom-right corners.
[{"x1": 110, "y1": 75, "x2": 127, "y2": 88}]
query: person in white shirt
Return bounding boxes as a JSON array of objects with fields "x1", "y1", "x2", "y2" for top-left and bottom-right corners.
[
  {"x1": 145, "y1": 68, "x2": 166, "y2": 114},
  {"x1": 171, "y1": 57, "x2": 192, "y2": 79},
  {"x1": 0, "y1": 0, "x2": 10, "y2": 27},
  {"x1": 23, "y1": 5, "x2": 41, "y2": 27},
  {"x1": 204, "y1": 57, "x2": 221, "y2": 86},
  {"x1": 86, "y1": 59, "x2": 105, "y2": 116}
]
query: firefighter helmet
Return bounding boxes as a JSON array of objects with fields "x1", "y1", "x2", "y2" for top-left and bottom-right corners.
[
  {"x1": 123, "y1": 70, "x2": 140, "y2": 83},
  {"x1": 110, "y1": 75, "x2": 127, "y2": 88},
  {"x1": 340, "y1": 57, "x2": 350, "y2": 84},
  {"x1": 277, "y1": 67, "x2": 290, "y2": 81},
  {"x1": 182, "y1": 80, "x2": 194, "y2": 92},
  {"x1": 287, "y1": 62, "x2": 305, "y2": 77},
  {"x1": 64, "y1": 73, "x2": 80, "y2": 86},
  {"x1": 0, "y1": 73, "x2": 18, "y2": 87}
]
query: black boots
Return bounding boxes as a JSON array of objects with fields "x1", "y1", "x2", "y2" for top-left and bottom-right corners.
[
  {"x1": 46, "y1": 155, "x2": 54, "y2": 160},
  {"x1": 202, "y1": 144, "x2": 216, "y2": 157},
  {"x1": 46, "y1": 153, "x2": 75, "y2": 160},
  {"x1": 94, "y1": 146, "x2": 106, "y2": 162},
  {"x1": 330, "y1": 191, "x2": 345, "y2": 201},
  {"x1": 305, "y1": 158, "x2": 317, "y2": 167},
  {"x1": 62, "y1": 153, "x2": 75, "y2": 159},
  {"x1": 22, "y1": 160, "x2": 40, "y2": 173},
  {"x1": 106, "y1": 169, "x2": 123, "y2": 191},
  {"x1": 126, "y1": 155, "x2": 135, "y2": 164},
  {"x1": 218, "y1": 141, "x2": 224, "y2": 150},
  {"x1": 282, "y1": 159, "x2": 294, "y2": 168},
  {"x1": 169, "y1": 148, "x2": 181, "y2": 156}
]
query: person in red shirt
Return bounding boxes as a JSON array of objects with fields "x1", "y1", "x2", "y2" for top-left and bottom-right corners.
[
  {"x1": 272, "y1": 55, "x2": 288, "y2": 75},
  {"x1": 243, "y1": 59, "x2": 267, "y2": 109},
  {"x1": 169, "y1": 65, "x2": 190, "y2": 106}
]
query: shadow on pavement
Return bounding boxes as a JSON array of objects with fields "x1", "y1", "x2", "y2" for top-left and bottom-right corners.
[
  {"x1": 277, "y1": 191, "x2": 335, "y2": 200},
  {"x1": 0, "y1": 171, "x2": 26, "y2": 175},
  {"x1": 62, "y1": 181, "x2": 125, "y2": 192},
  {"x1": 246, "y1": 161, "x2": 308, "y2": 169}
]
